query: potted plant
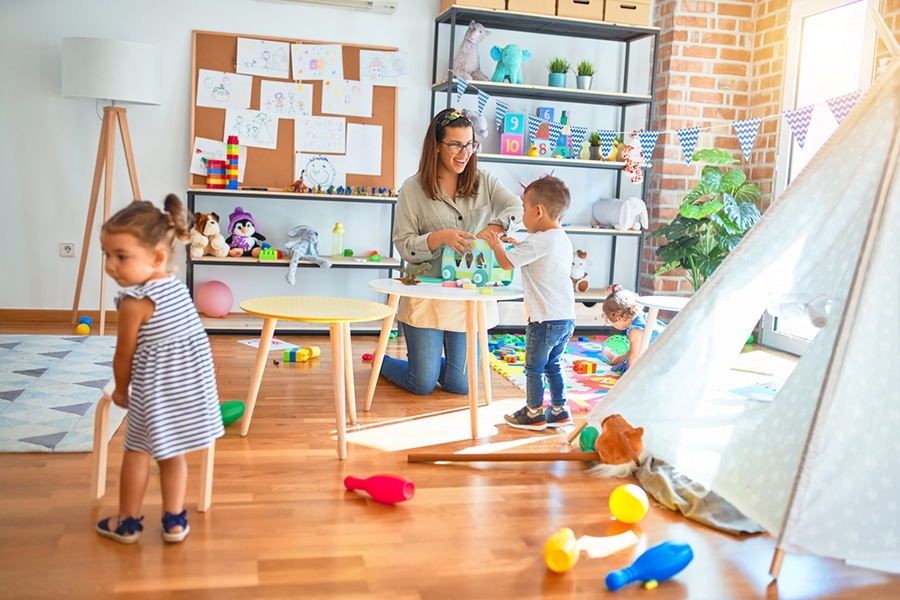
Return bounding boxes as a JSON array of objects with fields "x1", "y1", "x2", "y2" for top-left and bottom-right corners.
[
  {"x1": 652, "y1": 148, "x2": 762, "y2": 291},
  {"x1": 588, "y1": 130, "x2": 602, "y2": 160},
  {"x1": 547, "y1": 57, "x2": 571, "y2": 88},
  {"x1": 575, "y1": 60, "x2": 596, "y2": 90}
]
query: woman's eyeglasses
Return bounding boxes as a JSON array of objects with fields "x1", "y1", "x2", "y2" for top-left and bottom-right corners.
[{"x1": 441, "y1": 140, "x2": 481, "y2": 154}]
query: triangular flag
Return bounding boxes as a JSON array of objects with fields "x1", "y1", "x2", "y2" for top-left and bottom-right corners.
[
  {"x1": 676, "y1": 127, "x2": 701, "y2": 164},
  {"x1": 783, "y1": 105, "x2": 815, "y2": 149},
  {"x1": 598, "y1": 130, "x2": 618, "y2": 160},
  {"x1": 456, "y1": 77, "x2": 469, "y2": 102},
  {"x1": 826, "y1": 90, "x2": 861, "y2": 125},
  {"x1": 495, "y1": 101, "x2": 509, "y2": 133},
  {"x1": 547, "y1": 121, "x2": 565, "y2": 154},
  {"x1": 477, "y1": 89, "x2": 490, "y2": 115},
  {"x1": 733, "y1": 117, "x2": 762, "y2": 160},
  {"x1": 527, "y1": 114, "x2": 541, "y2": 144},
  {"x1": 636, "y1": 130, "x2": 660, "y2": 163},
  {"x1": 570, "y1": 126, "x2": 588, "y2": 158}
]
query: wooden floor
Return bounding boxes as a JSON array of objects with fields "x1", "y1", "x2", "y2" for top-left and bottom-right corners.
[{"x1": 1, "y1": 313, "x2": 897, "y2": 599}]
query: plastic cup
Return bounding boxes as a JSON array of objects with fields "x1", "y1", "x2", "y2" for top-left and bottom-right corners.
[{"x1": 543, "y1": 527, "x2": 579, "y2": 573}]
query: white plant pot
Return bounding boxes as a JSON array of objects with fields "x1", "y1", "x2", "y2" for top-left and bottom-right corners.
[{"x1": 576, "y1": 75, "x2": 593, "y2": 90}]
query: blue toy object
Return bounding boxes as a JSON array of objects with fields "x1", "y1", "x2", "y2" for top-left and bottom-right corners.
[
  {"x1": 440, "y1": 239, "x2": 514, "y2": 287},
  {"x1": 606, "y1": 541, "x2": 694, "y2": 591},
  {"x1": 490, "y1": 44, "x2": 532, "y2": 84}
]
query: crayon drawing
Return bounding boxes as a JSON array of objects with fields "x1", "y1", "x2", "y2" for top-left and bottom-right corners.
[
  {"x1": 260, "y1": 81, "x2": 313, "y2": 118},
  {"x1": 291, "y1": 44, "x2": 343, "y2": 80},
  {"x1": 196, "y1": 69, "x2": 252, "y2": 110},
  {"x1": 236, "y1": 37, "x2": 290, "y2": 79},
  {"x1": 224, "y1": 109, "x2": 279, "y2": 150},
  {"x1": 359, "y1": 50, "x2": 409, "y2": 87},
  {"x1": 190, "y1": 136, "x2": 247, "y2": 181},
  {"x1": 295, "y1": 115, "x2": 346, "y2": 154},
  {"x1": 321, "y1": 80, "x2": 373, "y2": 117},
  {"x1": 294, "y1": 154, "x2": 347, "y2": 190}
]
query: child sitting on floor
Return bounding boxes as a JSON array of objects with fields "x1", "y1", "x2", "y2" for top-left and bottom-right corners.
[{"x1": 601, "y1": 284, "x2": 667, "y2": 374}]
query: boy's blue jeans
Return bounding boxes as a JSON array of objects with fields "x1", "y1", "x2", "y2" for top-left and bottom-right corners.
[
  {"x1": 379, "y1": 322, "x2": 469, "y2": 395},
  {"x1": 524, "y1": 319, "x2": 575, "y2": 410}
]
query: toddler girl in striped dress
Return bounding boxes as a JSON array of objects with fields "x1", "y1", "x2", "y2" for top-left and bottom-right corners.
[{"x1": 96, "y1": 195, "x2": 224, "y2": 544}]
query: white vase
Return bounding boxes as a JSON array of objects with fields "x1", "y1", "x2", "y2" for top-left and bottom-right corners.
[{"x1": 576, "y1": 75, "x2": 593, "y2": 90}]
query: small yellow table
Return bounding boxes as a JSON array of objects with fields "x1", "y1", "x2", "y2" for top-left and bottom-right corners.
[{"x1": 240, "y1": 296, "x2": 395, "y2": 460}]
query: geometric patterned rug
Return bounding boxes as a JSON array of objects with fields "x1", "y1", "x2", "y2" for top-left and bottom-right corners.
[
  {"x1": 488, "y1": 333, "x2": 621, "y2": 412},
  {"x1": 0, "y1": 335, "x2": 125, "y2": 452}
]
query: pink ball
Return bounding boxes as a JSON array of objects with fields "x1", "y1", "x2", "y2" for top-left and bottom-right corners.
[{"x1": 196, "y1": 280, "x2": 233, "y2": 318}]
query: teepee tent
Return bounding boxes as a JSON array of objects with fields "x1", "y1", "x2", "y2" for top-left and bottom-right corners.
[{"x1": 585, "y1": 55, "x2": 900, "y2": 576}]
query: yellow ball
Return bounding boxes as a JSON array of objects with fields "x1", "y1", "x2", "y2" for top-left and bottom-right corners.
[
  {"x1": 609, "y1": 484, "x2": 649, "y2": 524},
  {"x1": 76, "y1": 323, "x2": 90, "y2": 335}
]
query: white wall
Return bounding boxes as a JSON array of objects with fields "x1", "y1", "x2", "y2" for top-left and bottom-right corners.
[{"x1": 0, "y1": 0, "x2": 648, "y2": 312}]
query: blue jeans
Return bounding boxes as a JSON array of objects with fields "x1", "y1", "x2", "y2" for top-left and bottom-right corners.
[
  {"x1": 525, "y1": 320, "x2": 575, "y2": 410},
  {"x1": 379, "y1": 322, "x2": 469, "y2": 395}
]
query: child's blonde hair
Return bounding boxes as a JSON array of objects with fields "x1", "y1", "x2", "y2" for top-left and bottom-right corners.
[
  {"x1": 102, "y1": 194, "x2": 191, "y2": 269},
  {"x1": 602, "y1": 284, "x2": 640, "y2": 321},
  {"x1": 523, "y1": 176, "x2": 570, "y2": 220}
]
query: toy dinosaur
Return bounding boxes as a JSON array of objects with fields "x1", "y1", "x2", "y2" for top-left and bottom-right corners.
[{"x1": 397, "y1": 262, "x2": 431, "y2": 285}]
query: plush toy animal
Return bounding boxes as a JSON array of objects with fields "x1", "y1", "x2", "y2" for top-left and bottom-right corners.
[
  {"x1": 490, "y1": 44, "x2": 531, "y2": 84},
  {"x1": 570, "y1": 249, "x2": 590, "y2": 293},
  {"x1": 453, "y1": 21, "x2": 491, "y2": 81},
  {"x1": 226, "y1": 207, "x2": 267, "y2": 257},
  {"x1": 589, "y1": 414, "x2": 647, "y2": 478},
  {"x1": 190, "y1": 212, "x2": 229, "y2": 259},
  {"x1": 620, "y1": 145, "x2": 646, "y2": 184},
  {"x1": 591, "y1": 197, "x2": 649, "y2": 231},
  {"x1": 284, "y1": 225, "x2": 332, "y2": 285}
]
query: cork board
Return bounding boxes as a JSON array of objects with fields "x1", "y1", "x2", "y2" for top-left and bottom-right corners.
[{"x1": 190, "y1": 30, "x2": 397, "y2": 190}]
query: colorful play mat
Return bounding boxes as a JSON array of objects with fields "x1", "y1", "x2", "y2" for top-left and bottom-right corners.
[{"x1": 488, "y1": 333, "x2": 622, "y2": 412}]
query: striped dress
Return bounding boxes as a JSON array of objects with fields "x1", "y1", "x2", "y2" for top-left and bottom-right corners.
[{"x1": 118, "y1": 276, "x2": 224, "y2": 460}]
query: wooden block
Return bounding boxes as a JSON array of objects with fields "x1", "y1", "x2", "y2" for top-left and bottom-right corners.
[
  {"x1": 536, "y1": 106, "x2": 555, "y2": 122},
  {"x1": 535, "y1": 140, "x2": 554, "y2": 157},
  {"x1": 501, "y1": 133, "x2": 525, "y2": 156},
  {"x1": 504, "y1": 112, "x2": 525, "y2": 134},
  {"x1": 536, "y1": 122, "x2": 551, "y2": 139}
]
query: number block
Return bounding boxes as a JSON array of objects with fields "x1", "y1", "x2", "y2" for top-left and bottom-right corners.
[
  {"x1": 501, "y1": 133, "x2": 525, "y2": 156},
  {"x1": 503, "y1": 113, "x2": 525, "y2": 135},
  {"x1": 535, "y1": 140, "x2": 554, "y2": 157},
  {"x1": 537, "y1": 106, "x2": 555, "y2": 122}
]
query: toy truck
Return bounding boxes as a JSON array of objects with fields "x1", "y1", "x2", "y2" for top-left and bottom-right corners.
[{"x1": 441, "y1": 239, "x2": 515, "y2": 287}]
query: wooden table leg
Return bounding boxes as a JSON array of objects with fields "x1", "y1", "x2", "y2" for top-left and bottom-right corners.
[
  {"x1": 477, "y1": 302, "x2": 492, "y2": 406},
  {"x1": 330, "y1": 322, "x2": 348, "y2": 460},
  {"x1": 241, "y1": 317, "x2": 277, "y2": 437},
  {"x1": 465, "y1": 301, "x2": 479, "y2": 439},
  {"x1": 343, "y1": 321, "x2": 357, "y2": 425},
  {"x1": 91, "y1": 386, "x2": 113, "y2": 499},
  {"x1": 197, "y1": 440, "x2": 215, "y2": 513},
  {"x1": 638, "y1": 307, "x2": 660, "y2": 358},
  {"x1": 364, "y1": 293, "x2": 398, "y2": 411}
]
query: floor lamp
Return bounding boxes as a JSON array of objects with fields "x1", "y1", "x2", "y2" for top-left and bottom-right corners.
[{"x1": 62, "y1": 38, "x2": 161, "y2": 335}]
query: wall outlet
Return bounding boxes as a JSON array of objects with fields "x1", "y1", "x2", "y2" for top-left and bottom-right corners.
[{"x1": 60, "y1": 242, "x2": 75, "y2": 257}]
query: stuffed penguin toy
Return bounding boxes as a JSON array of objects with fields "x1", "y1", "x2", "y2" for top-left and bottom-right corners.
[{"x1": 226, "y1": 207, "x2": 267, "y2": 257}]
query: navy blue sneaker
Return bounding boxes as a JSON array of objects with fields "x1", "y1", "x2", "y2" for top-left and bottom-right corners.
[
  {"x1": 546, "y1": 407, "x2": 573, "y2": 428},
  {"x1": 504, "y1": 406, "x2": 547, "y2": 431}
]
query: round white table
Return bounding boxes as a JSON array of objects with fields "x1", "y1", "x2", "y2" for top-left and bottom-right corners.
[
  {"x1": 636, "y1": 295, "x2": 691, "y2": 356},
  {"x1": 366, "y1": 278, "x2": 524, "y2": 439}
]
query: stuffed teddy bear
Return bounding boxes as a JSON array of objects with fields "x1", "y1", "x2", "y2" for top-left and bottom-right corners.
[
  {"x1": 225, "y1": 207, "x2": 267, "y2": 257},
  {"x1": 190, "y1": 212, "x2": 229, "y2": 259},
  {"x1": 570, "y1": 249, "x2": 591, "y2": 293},
  {"x1": 453, "y1": 21, "x2": 491, "y2": 81},
  {"x1": 490, "y1": 44, "x2": 531, "y2": 85},
  {"x1": 284, "y1": 225, "x2": 332, "y2": 285}
]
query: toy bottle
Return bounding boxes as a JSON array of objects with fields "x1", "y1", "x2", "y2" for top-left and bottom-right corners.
[
  {"x1": 543, "y1": 527, "x2": 579, "y2": 573},
  {"x1": 605, "y1": 541, "x2": 694, "y2": 591},
  {"x1": 344, "y1": 474, "x2": 415, "y2": 505},
  {"x1": 332, "y1": 222, "x2": 345, "y2": 258}
]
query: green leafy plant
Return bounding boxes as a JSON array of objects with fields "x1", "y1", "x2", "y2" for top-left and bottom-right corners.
[
  {"x1": 547, "y1": 57, "x2": 571, "y2": 74},
  {"x1": 652, "y1": 148, "x2": 762, "y2": 291},
  {"x1": 588, "y1": 130, "x2": 601, "y2": 146},
  {"x1": 576, "y1": 60, "x2": 596, "y2": 77}
]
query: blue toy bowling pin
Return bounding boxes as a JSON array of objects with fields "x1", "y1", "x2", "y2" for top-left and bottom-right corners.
[{"x1": 605, "y1": 541, "x2": 693, "y2": 591}]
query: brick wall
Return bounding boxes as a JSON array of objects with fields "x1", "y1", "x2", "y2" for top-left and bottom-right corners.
[{"x1": 641, "y1": 0, "x2": 900, "y2": 295}]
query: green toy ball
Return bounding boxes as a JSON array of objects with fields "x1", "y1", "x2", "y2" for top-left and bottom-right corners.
[
  {"x1": 220, "y1": 400, "x2": 245, "y2": 426},
  {"x1": 344, "y1": 248, "x2": 354, "y2": 256},
  {"x1": 579, "y1": 425, "x2": 600, "y2": 452},
  {"x1": 746, "y1": 333, "x2": 755, "y2": 345},
  {"x1": 601, "y1": 334, "x2": 630, "y2": 362}
]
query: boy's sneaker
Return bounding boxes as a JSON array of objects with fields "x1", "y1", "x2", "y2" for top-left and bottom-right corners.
[
  {"x1": 504, "y1": 406, "x2": 547, "y2": 431},
  {"x1": 546, "y1": 407, "x2": 573, "y2": 428}
]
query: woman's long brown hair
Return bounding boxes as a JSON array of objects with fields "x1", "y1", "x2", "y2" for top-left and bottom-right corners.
[{"x1": 417, "y1": 108, "x2": 479, "y2": 201}]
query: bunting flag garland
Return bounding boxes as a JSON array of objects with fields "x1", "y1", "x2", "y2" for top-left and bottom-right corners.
[
  {"x1": 599, "y1": 130, "x2": 618, "y2": 160},
  {"x1": 570, "y1": 126, "x2": 588, "y2": 158},
  {"x1": 676, "y1": 127, "x2": 701, "y2": 164},
  {"x1": 477, "y1": 89, "x2": 490, "y2": 115},
  {"x1": 527, "y1": 114, "x2": 541, "y2": 144},
  {"x1": 494, "y1": 100, "x2": 509, "y2": 133},
  {"x1": 636, "y1": 130, "x2": 661, "y2": 163},
  {"x1": 547, "y1": 121, "x2": 565, "y2": 153},
  {"x1": 456, "y1": 77, "x2": 469, "y2": 102},
  {"x1": 782, "y1": 105, "x2": 815, "y2": 149},
  {"x1": 826, "y1": 90, "x2": 861, "y2": 125},
  {"x1": 733, "y1": 117, "x2": 762, "y2": 160}
]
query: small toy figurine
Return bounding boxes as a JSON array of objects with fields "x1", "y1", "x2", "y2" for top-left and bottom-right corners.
[
  {"x1": 289, "y1": 170, "x2": 309, "y2": 193},
  {"x1": 225, "y1": 207, "x2": 267, "y2": 257},
  {"x1": 397, "y1": 262, "x2": 431, "y2": 285}
]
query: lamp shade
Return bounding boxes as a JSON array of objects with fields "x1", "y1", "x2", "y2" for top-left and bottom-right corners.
[{"x1": 62, "y1": 38, "x2": 161, "y2": 105}]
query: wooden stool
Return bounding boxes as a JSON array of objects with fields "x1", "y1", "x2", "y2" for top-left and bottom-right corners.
[{"x1": 90, "y1": 383, "x2": 215, "y2": 512}]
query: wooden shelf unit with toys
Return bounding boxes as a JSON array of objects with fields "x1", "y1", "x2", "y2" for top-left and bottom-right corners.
[{"x1": 432, "y1": 6, "x2": 659, "y2": 322}]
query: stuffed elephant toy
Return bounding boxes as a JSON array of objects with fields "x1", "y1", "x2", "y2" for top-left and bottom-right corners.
[
  {"x1": 490, "y1": 44, "x2": 531, "y2": 85},
  {"x1": 284, "y1": 225, "x2": 332, "y2": 285}
]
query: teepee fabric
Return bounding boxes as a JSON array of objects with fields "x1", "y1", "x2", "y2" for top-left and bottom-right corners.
[{"x1": 586, "y1": 59, "x2": 900, "y2": 565}]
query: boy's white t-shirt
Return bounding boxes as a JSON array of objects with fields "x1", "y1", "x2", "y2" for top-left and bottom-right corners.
[{"x1": 504, "y1": 228, "x2": 576, "y2": 323}]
